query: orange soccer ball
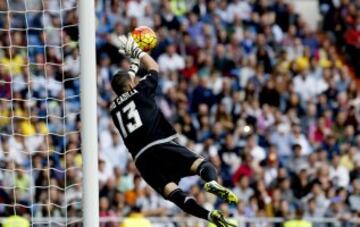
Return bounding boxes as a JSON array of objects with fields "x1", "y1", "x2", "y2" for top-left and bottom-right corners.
[{"x1": 131, "y1": 26, "x2": 157, "y2": 52}]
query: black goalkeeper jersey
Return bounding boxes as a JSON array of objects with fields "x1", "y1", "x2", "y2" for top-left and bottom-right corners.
[{"x1": 110, "y1": 70, "x2": 177, "y2": 161}]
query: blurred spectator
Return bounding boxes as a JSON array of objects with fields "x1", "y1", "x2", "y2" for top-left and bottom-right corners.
[
  {"x1": 158, "y1": 44, "x2": 185, "y2": 73},
  {"x1": 284, "y1": 206, "x2": 311, "y2": 227},
  {"x1": 121, "y1": 206, "x2": 152, "y2": 227},
  {"x1": 3, "y1": 215, "x2": 30, "y2": 227}
]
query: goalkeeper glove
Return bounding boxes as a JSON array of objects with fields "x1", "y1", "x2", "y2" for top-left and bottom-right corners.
[{"x1": 118, "y1": 34, "x2": 146, "y2": 59}]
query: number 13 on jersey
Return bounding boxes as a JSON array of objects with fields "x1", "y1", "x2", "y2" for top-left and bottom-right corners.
[{"x1": 116, "y1": 101, "x2": 143, "y2": 138}]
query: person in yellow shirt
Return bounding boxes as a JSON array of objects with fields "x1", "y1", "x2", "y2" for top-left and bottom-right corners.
[
  {"x1": 15, "y1": 166, "x2": 30, "y2": 195},
  {"x1": 284, "y1": 207, "x2": 312, "y2": 227},
  {"x1": 295, "y1": 56, "x2": 310, "y2": 72},
  {"x1": 0, "y1": 48, "x2": 25, "y2": 75},
  {"x1": 284, "y1": 219, "x2": 312, "y2": 227},
  {"x1": 121, "y1": 207, "x2": 152, "y2": 227},
  {"x1": 2, "y1": 209, "x2": 30, "y2": 227},
  {"x1": 170, "y1": 0, "x2": 187, "y2": 16},
  {"x1": 0, "y1": 104, "x2": 10, "y2": 128},
  {"x1": 340, "y1": 146, "x2": 358, "y2": 171},
  {"x1": 20, "y1": 118, "x2": 48, "y2": 136},
  {"x1": 3, "y1": 215, "x2": 30, "y2": 227}
]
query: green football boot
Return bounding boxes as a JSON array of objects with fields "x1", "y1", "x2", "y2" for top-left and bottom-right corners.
[
  {"x1": 204, "y1": 181, "x2": 239, "y2": 205},
  {"x1": 209, "y1": 210, "x2": 237, "y2": 227}
]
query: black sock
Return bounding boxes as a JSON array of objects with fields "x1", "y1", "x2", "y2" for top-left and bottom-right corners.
[
  {"x1": 167, "y1": 189, "x2": 210, "y2": 221},
  {"x1": 196, "y1": 161, "x2": 217, "y2": 182}
]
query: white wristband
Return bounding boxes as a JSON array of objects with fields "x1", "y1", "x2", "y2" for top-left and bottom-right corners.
[{"x1": 128, "y1": 71, "x2": 136, "y2": 80}]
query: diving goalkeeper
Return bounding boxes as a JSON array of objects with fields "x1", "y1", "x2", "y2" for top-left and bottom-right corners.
[{"x1": 110, "y1": 34, "x2": 238, "y2": 227}]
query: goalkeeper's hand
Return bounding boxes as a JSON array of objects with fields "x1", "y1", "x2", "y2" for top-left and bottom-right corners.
[{"x1": 118, "y1": 35, "x2": 146, "y2": 59}]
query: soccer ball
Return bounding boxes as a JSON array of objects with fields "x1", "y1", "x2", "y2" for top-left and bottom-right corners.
[{"x1": 131, "y1": 26, "x2": 157, "y2": 52}]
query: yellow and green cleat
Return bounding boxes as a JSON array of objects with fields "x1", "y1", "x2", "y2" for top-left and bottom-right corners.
[
  {"x1": 209, "y1": 210, "x2": 237, "y2": 227},
  {"x1": 204, "y1": 181, "x2": 239, "y2": 205}
]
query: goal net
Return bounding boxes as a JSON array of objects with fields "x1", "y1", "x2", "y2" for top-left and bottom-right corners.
[{"x1": 0, "y1": 0, "x2": 83, "y2": 226}]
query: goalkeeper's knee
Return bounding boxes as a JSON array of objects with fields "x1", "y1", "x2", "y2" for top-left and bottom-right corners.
[{"x1": 196, "y1": 161, "x2": 217, "y2": 182}]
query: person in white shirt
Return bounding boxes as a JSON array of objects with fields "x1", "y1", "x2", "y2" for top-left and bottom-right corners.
[
  {"x1": 101, "y1": 130, "x2": 130, "y2": 171},
  {"x1": 229, "y1": 0, "x2": 252, "y2": 21},
  {"x1": 293, "y1": 70, "x2": 317, "y2": 102},
  {"x1": 270, "y1": 123, "x2": 292, "y2": 158},
  {"x1": 63, "y1": 48, "x2": 80, "y2": 77},
  {"x1": 267, "y1": 12, "x2": 284, "y2": 43},
  {"x1": 7, "y1": 135, "x2": 30, "y2": 165},
  {"x1": 158, "y1": 44, "x2": 185, "y2": 73},
  {"x1": 247, "y1": 135, "x2": 266, "y2": 163},
  {"x1": 126, "y1": 0, "x2": 149, "y2": 20},
  {"x1": 216, "y1": 1, "x2": 232, "y2": 23},
  {"x1": 290, "y1": 124, "x2": 312, "y2": 156},
  {"x1": 233, "y1": 176, "x2": 254, "y2": 203},
  {"x1": 98, "y1": 158, "x2": 114, "y2": 186},
  {"x1": 239, "y1": 57, "x2": 256, "y2": 88},
  {"x1": 293, "y1": 66, "x2": 328, "y2": 103},
  {"x1": 329, "y1": 154, "x2": 350, "y2": 188},
  {"x1": 46, "y1": 66, "x2": 62, "y2": 98}
]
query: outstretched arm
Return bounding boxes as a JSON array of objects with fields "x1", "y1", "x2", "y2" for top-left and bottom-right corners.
[
  {"x1": 136, "y1": 53, "x2": 159, "y2": 95},
  {"x1": 140, "y1": 53, "x2": 159, "y2": 72},
  {"x1": 127, "y1": 53, "x2": 159, "y2": 85}
]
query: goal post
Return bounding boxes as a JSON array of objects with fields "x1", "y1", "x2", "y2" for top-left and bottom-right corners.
[{"x1": 78, "y1": 0, "x2": 99, "y2": 226}]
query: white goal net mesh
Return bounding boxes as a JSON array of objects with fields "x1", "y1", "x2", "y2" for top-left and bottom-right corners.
[{"x1": 0, "y1": 0, "x2": 82, "y2": 226}]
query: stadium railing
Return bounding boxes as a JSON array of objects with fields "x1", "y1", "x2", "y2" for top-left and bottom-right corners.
[{"x1": 2, "y1": 217, "x2": 360, "y2": 226}]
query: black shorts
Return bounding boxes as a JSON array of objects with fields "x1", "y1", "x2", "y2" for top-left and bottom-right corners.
[{"x1": 135, "y1": 140, "x2": 200, "y2": 197}]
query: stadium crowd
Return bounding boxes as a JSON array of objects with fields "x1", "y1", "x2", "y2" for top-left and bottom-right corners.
[
  {"x1": 319, "y1": 0, "x2": 360, "y2": 78},
  {"x1": 0, "y1": 0, "x2": 359, "y2": 226}
]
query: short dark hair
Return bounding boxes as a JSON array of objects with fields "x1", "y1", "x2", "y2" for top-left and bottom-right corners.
[
  {"x1": 111, "y1": 71, "x2": 131, "y2": 95},
  {"x1": 292, "y1": 143, "x2": 302, "y2": 151}
]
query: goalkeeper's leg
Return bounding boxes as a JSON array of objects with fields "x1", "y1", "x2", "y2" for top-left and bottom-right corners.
[
  {"x1": 165, "y1": 182, "x2": 210, "y2": 220},
  {"x1": 164, "y1": 183, "x2": 236, "y2": 227},
  {"x1": 190, "y1": 158, "x2": 239, "y2": 205}
]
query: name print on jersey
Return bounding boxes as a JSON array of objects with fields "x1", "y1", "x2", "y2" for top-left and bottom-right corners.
[{"x1": 110, "y1": 89, "x2": 138, "y2": 111}]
